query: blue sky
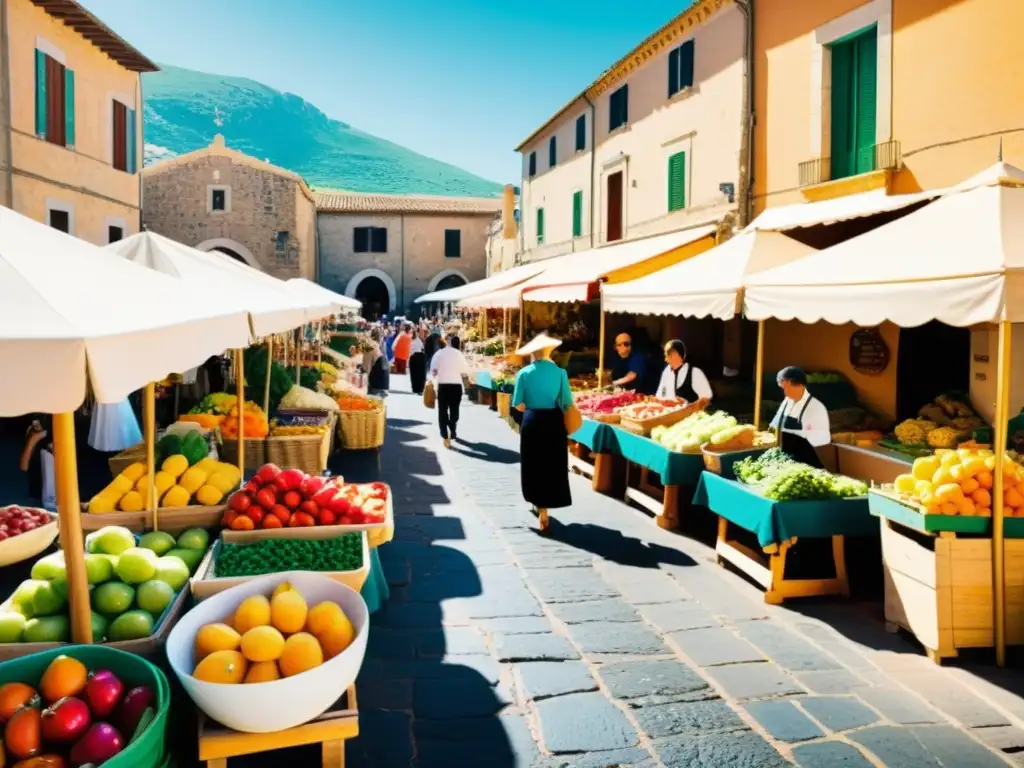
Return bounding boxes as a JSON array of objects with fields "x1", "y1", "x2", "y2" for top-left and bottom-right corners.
[{"x1": 80, "y1": 0, "x2": 686, "y2": 184}]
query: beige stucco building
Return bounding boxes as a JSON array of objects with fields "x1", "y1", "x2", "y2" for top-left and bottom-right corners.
[
  {"x1": 516, "y1": 0, "x2": 745, "y2": 264},
  {"x1": 317, "y1": 192, "x2": 502, "y2": 317},
  {"x1": 0, "y1": 0, "x2": 156, "y2": 242},
  {"x1": 142, "y1": 135, "x2": 318, "y2": 280}
]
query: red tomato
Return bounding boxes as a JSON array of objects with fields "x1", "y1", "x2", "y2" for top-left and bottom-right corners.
[
  {"x1": 256, "y1": 488, "x2": 277, "y2": 511},
  {"x1": 261, "y1": 515, "x2": 283, "y2": 529},
  {"x1": 270, "y1": 505, "x2": 291, "y2": 524},
  {"x1": 282, "y1": 491, "x2": 302, "y2": 510},
  {"x1": 227, "y1": 492, "x2": 252, "y2": 513},
  {"x1": 317, "y1": 509, "x2": 336, "y2": 526},
  {"x1": 245, "y1": 507, "x2": 265, "y2": 526}
]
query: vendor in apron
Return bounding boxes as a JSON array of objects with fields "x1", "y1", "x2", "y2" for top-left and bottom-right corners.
[
  {"x1": 655, "y1": 340, "x2": 713, "y2": 405},
  {"x1": 769, "y1": 366, "x2": 831, "y2": 469}
]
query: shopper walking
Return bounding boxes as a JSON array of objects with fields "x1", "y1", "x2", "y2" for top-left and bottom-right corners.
[
  {"x1": 408, "y1": 327, "x2": 428, "y2": 395},
  {"x1": 511, "y1": 333, "x2": 575, "y2": 533},
  {"x1": 430, "y1": 333, "x2": 469, "y2": 448},
  {"x1": 392, "y1": 324, "x2": 413, "y2": 374}
]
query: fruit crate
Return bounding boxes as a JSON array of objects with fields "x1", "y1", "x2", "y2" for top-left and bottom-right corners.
[
  {"x1": 80, "y1": 504, "x2": 228, "y2": 535},
  {"x1": 0, "y1": 645, "x2": 171, "y2": 768},
  {"x1": 191, "y1": 530, "x2": 369, "y2": 600},
  {"x1": 617, "y1": 401, "x2": 705, "y2": 436}
]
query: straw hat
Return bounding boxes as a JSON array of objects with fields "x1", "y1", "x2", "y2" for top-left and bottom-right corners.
[{"x1": 515, "y1": 333, "x2": 563, "y2": 356}]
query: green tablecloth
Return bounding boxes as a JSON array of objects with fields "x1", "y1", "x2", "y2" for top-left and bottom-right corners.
[
  {"x1": 693, "y1": 471, "x2": 877, "y2": 548},
  {"x1": 573, "y1": 419, "x2": 616, "y2": 453},
  {"x1": 606, "y1": 427, "x2": 705, "y2": 486},
  {"x1": 475, "y1": 371, "x2": 494, "y2": 390},
  {"x1": 361, "y1": 547, "x2": 390, "y2": 614}
]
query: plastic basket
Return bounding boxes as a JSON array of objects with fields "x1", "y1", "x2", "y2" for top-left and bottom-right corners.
[{"x1": 0, "y1": 645, "x2": 170, "y2": 768}]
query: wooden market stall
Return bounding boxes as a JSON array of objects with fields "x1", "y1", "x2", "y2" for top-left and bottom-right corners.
[{"x1": 743, "y1": 162, "x2": 1024, "y2": 665}]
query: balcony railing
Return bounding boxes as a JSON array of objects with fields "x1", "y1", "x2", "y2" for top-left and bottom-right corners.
[{"x1": 798, "y1": 140, "x2": 902, "y2": 188}]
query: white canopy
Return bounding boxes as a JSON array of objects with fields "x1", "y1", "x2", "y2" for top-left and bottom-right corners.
[
  {"x1": 107, "y1": 232, "x2": 326, "y2": 337},
  {"x1": 0, "y1": 208, "x2": 251, "y2": 415},
  {"x1": 415, "y1": 261, "x2": 548, "y2": 304},
  {"x1": 744, "y1": 164, "x2": 1024, "y2": 328},
  {"x1": 602, "y1": 231, "x2": 818, "y2": 319},
  {"x1": 286, "y1": 278, "x2": 361, "y2": 313}
]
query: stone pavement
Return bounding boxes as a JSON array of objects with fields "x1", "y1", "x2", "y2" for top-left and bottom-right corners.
[{"x1": 342, "y1": 378, "x2": 1024, "y2": 767}]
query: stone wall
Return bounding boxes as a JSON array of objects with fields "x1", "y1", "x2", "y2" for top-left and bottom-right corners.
[{"x1": 142, "y1": 155, "x2": 316, "y2": 279}]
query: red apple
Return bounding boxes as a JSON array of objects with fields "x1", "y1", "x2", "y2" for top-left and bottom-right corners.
[
  {"x1": 317, "y1": 509, "x2": 337, "y2": 526},
  {"x1": 299, "y1": 500, "x2": 319, "y2": 517},
  {"x1": 256, "y1": 464, "x2": 281, "y2": 485},
  {"x1": 276, "y1": 469, "x2": 306, "y2": 492},
  {"x1": 41, "y1": 697, "x2": 91, "y2": 743},
  {"x1": 115, "y1": 686, "x2": 154, "y2": 737},
  {"x1": 270, "y1": 505, "x2": 291, "y2": 524},
  {"x1": 242, "y1": 480, "x2": 262, "y2": 496},
  {"x1": 282, "y1": 491, "x2": 302, "y2": 510},
  {"x1": 227, "y1": 492, "x2": 252, "y2": 513},
  {"x1": 255, "y1": 488, "x2": 277, "y2": 511},
  {"x1": 83, "y1": 670, "x2": 123, "y2": 720},
  {"x1": 300, "y1": 475, "x2": 325, "y2": 497}
]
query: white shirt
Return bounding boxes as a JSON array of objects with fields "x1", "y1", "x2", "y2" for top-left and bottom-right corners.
[
  {"x1": 410, "y1": 338, "x2": 424, "y2": 355},
  {"x1": 430, "y1": 347, "x2": 469, "y2": 385},
  {"x1": 655, "y1": 363, "x2": 713, "y2": 402},
  {"x1": 769, "y1": 389, "x2": 832, "y2": 447}
]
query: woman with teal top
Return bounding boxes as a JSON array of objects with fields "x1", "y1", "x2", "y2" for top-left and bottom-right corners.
[{"x1": 512, "y1": 333, "x2": 575, "y2": 532}]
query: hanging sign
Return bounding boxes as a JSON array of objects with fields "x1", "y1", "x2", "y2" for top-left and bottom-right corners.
[{"x1": 849, "y1": 328, "x2": 890, "y2": 375}]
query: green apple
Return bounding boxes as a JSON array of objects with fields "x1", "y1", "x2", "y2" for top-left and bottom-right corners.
[
  {"x1": 91, "y1": 582, "x2": 135, "y2": 616},
  {"x1": 0, "y1": 612, "x2": 27, "y2": 643},
  {"x1": 115, "y1": 547, "x2": 158, "y2": 585},
  {"x1": 31, "y1": 581, "x2": 66, "y2": 617},
  {"x1": 154, "y1": 556, "x2": 190, "y2": 591},
  {"x1": 84, "y1": 553, "x2": 114, "y2": 585},
  {"x1": 165, "y1": 547, "x2": 203, "y2": 574},
  {"x1": 30, "y1": 552, "x2": 66, "y2": 582},
  {"x1": 23, "y1": 615, "x2": 70, "y2": 643},
  {"x1": 136, "y1": 580, "x2": 175, "y2": 617},
  {"x1": 92, "y1": 525, "x2": 136, "y2": 556},
  {"x1": 175, "y1": 528, "x2": 209, "y2": 552},
  {"x1": 139, "y1": 531, "x2": 176, "y2": 557},
  {"x1": 107, "y1": 610, "x2": 154, "y2": 641}
]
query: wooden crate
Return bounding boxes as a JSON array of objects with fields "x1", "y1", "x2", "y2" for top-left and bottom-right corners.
[
  {"x1": 617, "y1": 401, "x2": 704, "y2": 436},
  {"x1": 80, "y1": 504, "x2": 227, "y2": 534},
  {"x1": 881, "y1": 517, "x2": 1024, "y2": 663}
]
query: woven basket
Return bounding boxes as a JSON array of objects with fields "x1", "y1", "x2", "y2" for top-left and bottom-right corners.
[
  {"x1": 337, "y1": 407, "x2": 386, "y2": 450},
  {"x1": 220, "y1": 438, "x2": 266, "y2": 469},
  {"x1": 265, "y1": 434, "x2": 326, "y2": 474}
]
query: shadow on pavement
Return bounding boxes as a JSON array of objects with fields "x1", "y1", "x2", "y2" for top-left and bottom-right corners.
[
  {"x1": 449, "y1": 439, "x2": 520, "y2": 465},
  {"x1": 532, "y1": 518, "x2": 698, "y2": 570}
]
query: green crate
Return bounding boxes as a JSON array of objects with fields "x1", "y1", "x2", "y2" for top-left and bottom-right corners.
[{"x1": 0, "y1": 645, "x2": 170, "y2": 768}]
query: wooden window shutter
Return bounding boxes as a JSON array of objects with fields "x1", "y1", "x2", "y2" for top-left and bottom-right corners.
[
  {"x1": 35, "y1": 50, "x2": 47, "y2": 137},
  {"x1": 572, "y1": 191, "x2": 582, "y2": 238},
  {"x1": 668, "y1": 47, "x2": 680, "y2": 97},
  {"x1": 64, "y1": 69, "x2": 75, "y2": 148},
  {"x1": 680, "y1": 41, "x2": 695, "y2": 89},
  {"x1": 854, "y1": 28, "x2": 878, "y2": 175},
  {"x1": 829, "y1": 40, "x2": 854, "y2": 180},
  {"x1": 537, "y1": 208, "x2": 545, "y2": 243},
  {"x1": 668, "y1": 152, "x2": 686, "y2": 212},
  {"x1": 371, "y1": 227, "x2": 387, "y2": 253},
  {"x1": 354, "y1": 227, "x2": 369, "y2": 252}
]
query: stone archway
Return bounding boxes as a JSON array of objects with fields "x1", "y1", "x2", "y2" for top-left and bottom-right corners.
[
  {"x1": 346, "y1": 268, "x2": 396, "y2": 313},
  {"x1": 427, "y1": 268, "x2": 469, "y2": 292},
  {"x1": 195, "y1": 237, "x2": 261, "y2": 270}
]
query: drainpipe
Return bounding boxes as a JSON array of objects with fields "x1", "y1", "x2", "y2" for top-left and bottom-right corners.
[
  {"x1": 735, "y1": 0, "x2": 755, "y2": 227},
  {"x1": 0, "y1": 0, "x2": 11, "y2": 208},
  {"x1": 584, "y1": 95, "x2": 597, "y2": 247}
]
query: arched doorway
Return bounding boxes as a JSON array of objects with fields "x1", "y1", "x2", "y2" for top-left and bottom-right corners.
[
  {"x1": 194, "y1": 238, "x2": 262, "y2": 270},
  {"x1": 213, "y1": 246, "x2": 245, "y2": 264},
  {"x1": 356, "y1": 276, "x2": 390, "y2": 320},
  {"x1": 434, "y1": 274, "x2": 466, "y2": 292}
]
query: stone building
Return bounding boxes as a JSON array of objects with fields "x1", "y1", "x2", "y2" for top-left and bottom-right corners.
[
  {"x1": 317, "y1": 192, "x2": 503, "y2": 318},
  {"x1": 142, "y1": 135, "x2": 318, "y2": 279}
]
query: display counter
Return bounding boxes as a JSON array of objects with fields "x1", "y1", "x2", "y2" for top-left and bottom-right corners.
[
  {"x1": 693, "y1": 472, "x2": 875, "y2": 604},
  {"x1": 835, "y1": 443, "x2": 912, "y2": 485},
  {"x1": 568, "y1": 419, "x2": 615, "y2": 492}
]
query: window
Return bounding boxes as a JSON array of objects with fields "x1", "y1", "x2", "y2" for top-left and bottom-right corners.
[
  {"x1": 35, "y1": 49, "x2": 74, "y2": 148},
  {"x1": 528, "y1": 152, "x2": 537, "y2": 178},
  {"x1": 444, "y1": 229, "x2": 461, "y2": 258},
  {"x1": 48, "y1": 209, "x2": 69, "y2": 233},
  {"x1": 609, "y1": 85, "x2": 629, "y2": 132},
  {"x1": 107, "y1": 225, "x2": 124, "y2": 243},
  {"x1": 606, "y1": 172, "x2": 623, "y2": 242},
  {"x1": 667, "y1": 152, "x2": 686, "y2": 212},
  {"x1": 111, "y1": 100, "x2": 137, "y2": 173},
  {"x1": 548, "y1": 136, "x2": 557, "y2": 168},
  {"x1": 572, "y1": 191, "x2": 583, "y2": 238},
  {"x1": 536, "y1": 208, "x2": 545, "y2": 245},
  {"x1": 829, "y1": 26, "x2": 878, "y2": 180},
  {"x1": 211, "y1": 189, "x2": 226, "y2": 211},
  {"x1": 575, "y1": 114, "x2": 586, "y2": 152},
  {"x1": 275, "y1": 231, "x2": 290, "y2": 250},
  {"x1": 668, "y1": 40, "x2": 695, "y2": 98},
  {"x1": 354, "y1": 226, "x2": 387, "y2": 253}
]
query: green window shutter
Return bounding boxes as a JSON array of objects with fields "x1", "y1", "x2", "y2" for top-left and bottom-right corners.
[
  {"x1": 537, "y1": 208, "x2": 545, "y2": 244},
  {"x1": 64, "y1": 69, "x2": 75, "y2": 148},
  {"x1": 829, "y1": 39, "x2": 854, "y2": 180},
  {"x1": 572, "y1": 191, "x2": 583, "y2": 238},
  {"x1": 854, "y1": 28, "x2": 878, "y2": 175},
  {"x1": 35, "y1": 50, "x2": 47, "y2": 138},
  {"x1": 127, "y1": 108, "x2": 137, "y2": 173},
  {"x1": 667, "y1": 152, "x2": 686, "y2": 212}
]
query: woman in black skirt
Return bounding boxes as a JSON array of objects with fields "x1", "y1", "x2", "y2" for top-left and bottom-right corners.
[
  {"x1": 511, "y1": 333, "x2": 574, "y2": 533},
  {"x1": 408, "y1": 327, "x2": 428, "y2": 395}
]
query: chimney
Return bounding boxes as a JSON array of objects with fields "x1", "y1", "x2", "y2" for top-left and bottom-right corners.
[{"x1": 502, "y1": 184, "x2": 517, "y2": 240}]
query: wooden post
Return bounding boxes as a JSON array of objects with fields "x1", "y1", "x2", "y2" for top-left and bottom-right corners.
[
  {"x1": 236, "y1": 348, "x2": 246, "y2": 479},
  {"x1": 144, "y1": 382, "x2": 158, "y2": 531},
  {"x1": 753, "y1": 320, "x2": 765, "y2": 429},
  {"x1": 503, "y1": 309, "x2": 508, "y2": 353},
  {"x1": 263, "y1": 337, "x2": 274, "y2": 415},
  {"x1": 295, "y1": 327, "x2": 302, "y2": 384},
  {"x1": 993, "y1": 320, "x2": 1012, "y2": 667},
  {"x1": 598, "y1": 301, "x2": 606, "y2": 386},
  {"x1": 518, "y1": 297, "x2": 525, "y2": 344},
  {"x1": 52, "y1": 413, "x2": 92, "y2": 643}
]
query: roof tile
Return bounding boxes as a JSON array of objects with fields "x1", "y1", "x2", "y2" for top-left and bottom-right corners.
[{"x1": 315, "y1": 191, "x2": 503, "y2": 215}]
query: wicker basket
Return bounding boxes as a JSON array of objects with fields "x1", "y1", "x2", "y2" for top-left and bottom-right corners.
[
  {"x1": 337, "y1": 407, "x2": 386, "y2": 450},
  {"x1": 109, "y1": 443, "x2": 146, "y2": 477},
  {"x1": 220, "y1": 438, "x2": 266, "y2": 469},
  {"x1": 265, "y1": 434, "x2": 324, "y2": 474}
]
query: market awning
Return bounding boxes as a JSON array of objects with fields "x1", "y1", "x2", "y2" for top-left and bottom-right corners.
[
  {"x1": 0, "y1": 207, "x2": 252, "y2": 415},
  {"x1": 458, "y1": 284, "x2": 524, "y2": 310},
  {"x1": 744, "y1": 164, "x2": 1024, "y2": 328},
  {"x1": 748, "y1": 189, "x2": 937, "y2": 232},
  {"x1": 107, "y1": 232, "x2": 329, "y2": 336},
  {"x1": 286, "y1": 278, "x2": 361, "y2": 313},
  {"x1": 601, "y1": 231, "x2": 818, "y2": 320},
  {"x1": 415, "y1": 261, "x2": 548, "y2": 304}
]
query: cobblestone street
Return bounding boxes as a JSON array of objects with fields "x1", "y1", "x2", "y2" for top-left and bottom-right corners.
[{"x1": 343, "y1": 378, "x2": 1024, "y2": 767}]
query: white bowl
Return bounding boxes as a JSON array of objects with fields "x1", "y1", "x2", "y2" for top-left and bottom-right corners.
[
  {"x1": 165, "y1": 571, "x2": 369, "y2": 733},
  {"x1": 0, "y1": 508, "x2": 58, "y2": 567}
]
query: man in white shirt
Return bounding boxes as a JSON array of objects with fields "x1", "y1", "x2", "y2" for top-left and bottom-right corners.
[
  {"x1": 655, "y1": 340, "x2": 713, "y2": 404},
  {"x1": 430, "y1": 335, "x2": 470, "y2": 448},
  {"x1": 769, "y1": 366, "x2": 831, "y2": 468}
]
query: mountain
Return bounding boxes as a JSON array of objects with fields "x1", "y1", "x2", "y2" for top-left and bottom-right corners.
[{"x1": 142, "y1": 64, "x2": 503, "y2": 197}]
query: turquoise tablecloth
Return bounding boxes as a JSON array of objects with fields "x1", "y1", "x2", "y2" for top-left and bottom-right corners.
[
  {"x1": 606, "y1": 427, "x2": 706, "y2": 486},
  {"x1": 692, "y1": 471, "x2": 877, "y2": 548},
  {"x1": 360, "y1": 547, "x2": 390, "y2": 614},
  {"x1": 475, "y1": 371, "x2": 494, "y2": 390},
  {"x1": 573, "y1": 419, "x2": 616, "y2": 453}
]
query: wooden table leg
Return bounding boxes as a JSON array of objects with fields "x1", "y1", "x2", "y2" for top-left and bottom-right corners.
[
  {"x1": 206, "y1": 760, "x2": 228, "y2": 768},
  {"x1": 593, "y1": 453, "x2": 613, "y2": 493},
  {"x1": 323, "y1": 739, "x2": 345, "y2": 768},
  {"x1": 832, "y1": 535, "x2": 850, "y2": 598},
  {"x1": 657, "y1": 484, "x2": 680, "y2": 530}
]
